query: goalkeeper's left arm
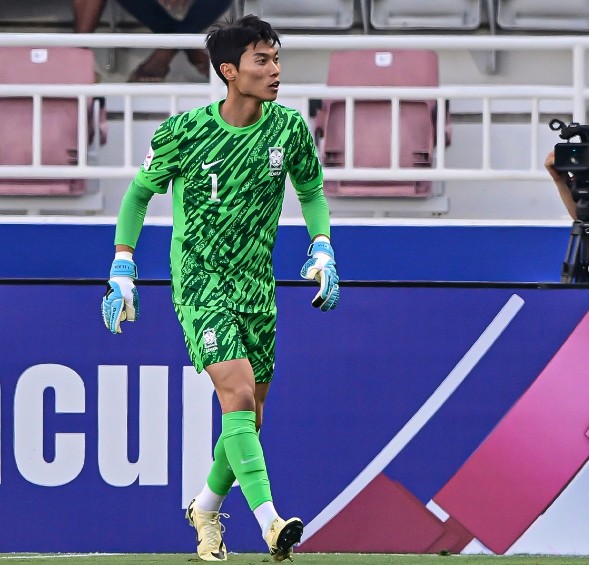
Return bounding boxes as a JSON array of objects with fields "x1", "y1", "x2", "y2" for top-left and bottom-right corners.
[
  {"x1": 101, "y1": 181, "x2": 154, "y2": 334},
  {"x1": 300, "y1": 235, "x2": 340, "y2": 311},
  {"x1": 297, "y1": 183, "x2": 340, "y2": 312}
]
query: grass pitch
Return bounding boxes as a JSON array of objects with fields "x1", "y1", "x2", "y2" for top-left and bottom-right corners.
[{"x1": 1, "y1": 554, "x2": 589, "y2": 564}]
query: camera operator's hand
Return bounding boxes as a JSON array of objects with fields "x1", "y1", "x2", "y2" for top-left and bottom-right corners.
[
  {"x1": 545, "y1": 150, "x2": 577, "y2": 220},
  {"x1": 545, "y1": 151, "x2": 563, "y2": 182}
]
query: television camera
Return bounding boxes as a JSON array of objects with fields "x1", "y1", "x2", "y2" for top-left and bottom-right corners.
[{"x1": 549, "y1": 118, "x2": 589, "y2": 282}]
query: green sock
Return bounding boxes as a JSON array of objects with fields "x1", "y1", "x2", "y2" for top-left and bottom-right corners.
[
  {"x1": 222, "y1": 411, "x2": 272, "y2": 511},
  {"x1": 206, "y1": 434, "x2": 236, "y2": 497}
]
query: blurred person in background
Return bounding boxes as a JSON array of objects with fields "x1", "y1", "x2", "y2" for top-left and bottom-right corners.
[
  {"x1": 73, "y1": 0, "x2": 233, "y2": 81},
  {"x1": 545, "y1": 150, "x2": 577, "y2": 219}
]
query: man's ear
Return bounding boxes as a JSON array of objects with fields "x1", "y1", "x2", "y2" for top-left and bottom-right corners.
[{"x1": 220, "y1": 62, "x2": 236, "y2": 82}]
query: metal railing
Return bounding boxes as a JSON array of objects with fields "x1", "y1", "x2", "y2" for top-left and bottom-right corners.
[{"x1": 0, "y1": 32, "x2": 588, "y2": 184}]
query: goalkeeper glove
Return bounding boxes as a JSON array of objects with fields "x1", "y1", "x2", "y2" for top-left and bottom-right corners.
[
  {"x1": 101, "y1": 253, "x2": 139, "y2": 334},
  {"x1": 300, "y1": 240, "x2": 340, "y2": 312}
]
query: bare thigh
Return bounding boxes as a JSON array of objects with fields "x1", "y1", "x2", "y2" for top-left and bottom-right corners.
[{"x1": 207, "y1": 358, "x2": 256, "y2": 414}]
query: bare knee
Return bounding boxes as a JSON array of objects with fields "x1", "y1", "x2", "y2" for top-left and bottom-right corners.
[{"x1": 224, "y1": 383, "x2": 256, "y2": 413}]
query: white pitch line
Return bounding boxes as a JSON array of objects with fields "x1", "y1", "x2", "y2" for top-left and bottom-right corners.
[
  {"x1": 0, "y1": 555, "x2": 122, "y2": 560},
  {"x1": 302, "y1": 293, "x2": 525, "y2": 543}
]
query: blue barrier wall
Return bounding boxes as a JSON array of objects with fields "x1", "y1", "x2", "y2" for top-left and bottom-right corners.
[
  {"x1": 2, "y1": 282, "x2": 589, "y2": 555},
  {"x1": 2, "y1": 222, "x2": 588, "y2": 556},
  {"x1": 0, "y1": 222, "x2": 572, "y2": 282}
]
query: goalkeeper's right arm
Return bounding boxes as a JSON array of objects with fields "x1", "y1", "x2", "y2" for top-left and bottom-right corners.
[{"x1": 101, "y1": 182, "x2": 154, "y2": 334}]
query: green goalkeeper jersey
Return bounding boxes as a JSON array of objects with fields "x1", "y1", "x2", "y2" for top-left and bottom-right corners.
[{"x1": 131, "y1": 100, "x2": 328, "y2": 312}]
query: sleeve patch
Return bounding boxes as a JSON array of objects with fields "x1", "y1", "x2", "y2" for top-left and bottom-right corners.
[{"x1": 142, "y1": 146, "x2": 155, "y2": 171}]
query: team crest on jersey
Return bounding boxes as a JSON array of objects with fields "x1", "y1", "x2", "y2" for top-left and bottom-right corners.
[
  {"x1": 268, "y1": 146, "x2": 284, "y2": 176},
  {"x1": 203, "y1": 327, "x2": 218, "y2": 353},
  {"x1": 142, "y1": 145, "x2": 155, "y2": 171}
]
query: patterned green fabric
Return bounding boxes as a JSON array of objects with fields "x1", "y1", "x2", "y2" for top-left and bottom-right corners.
[
  {"x1": 125, "y1": 100, "x2": 328, "y2": 312},
  {"x1": 174, "y1": 304, "x2": 276, "y2": 382}
]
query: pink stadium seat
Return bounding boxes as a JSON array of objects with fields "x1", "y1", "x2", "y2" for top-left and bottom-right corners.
[
  {"x1": 314, "y1": 49, "x2": 451, "y2": 198},
  {"x1": 0, "y1": 47, "x2": 106, "y2": 196}
]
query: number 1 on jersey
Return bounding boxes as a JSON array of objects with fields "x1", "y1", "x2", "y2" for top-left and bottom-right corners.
[{"x1": 208, "y1": 173, "x2": 221, "y2": 202}]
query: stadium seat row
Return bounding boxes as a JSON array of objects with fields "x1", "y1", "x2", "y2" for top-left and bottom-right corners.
[
  {"x1": 1, "y1": 0, "x2": 588, "y2": 33},
  {"x1": 0, "y1": 46, "x2": 444, "y2": 199},
  {"x1": 238, "y1": 0, "x2": 589, "y2": 32}
]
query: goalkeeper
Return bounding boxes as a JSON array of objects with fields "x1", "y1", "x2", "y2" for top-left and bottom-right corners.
[{"x1": 101, "y1": 14, "x2": 339, "y2": 563}]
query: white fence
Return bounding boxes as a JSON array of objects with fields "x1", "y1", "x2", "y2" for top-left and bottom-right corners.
[{"x1": 0, "y1": 33, "x2": 587, "y2": 216}]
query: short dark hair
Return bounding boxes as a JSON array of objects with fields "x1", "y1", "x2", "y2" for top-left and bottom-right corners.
[{"x1": 205, "y1": 15, "x2": 281, "y2": 85}]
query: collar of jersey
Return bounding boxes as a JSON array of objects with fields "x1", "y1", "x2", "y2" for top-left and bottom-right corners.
[{"x1": 211, "y1": 100, "x2": 269, "y2": 134}]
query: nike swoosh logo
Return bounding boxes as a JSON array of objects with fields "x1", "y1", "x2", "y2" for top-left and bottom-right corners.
[
  {"x1": 211, "y1": 548, "x2": 226, "y2": 560},
  {"x1": 240, "y1": 456, "x2": 260, "y2": 464},
  {"x1": 202, "y1": 159, "x2": 224, "y2": 169}
]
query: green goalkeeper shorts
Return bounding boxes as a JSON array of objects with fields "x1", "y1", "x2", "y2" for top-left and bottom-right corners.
[{"x1": 174, "y1": 304, "x2": 277, "y2": 383}]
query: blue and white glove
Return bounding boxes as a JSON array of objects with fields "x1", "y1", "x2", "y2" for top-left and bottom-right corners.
[
  {"x1": 101, "y1": 252, "x2": 139, "y2": 334},
  {"x1": 300, "y1": 239, "x2": 340, "y2": 312}
]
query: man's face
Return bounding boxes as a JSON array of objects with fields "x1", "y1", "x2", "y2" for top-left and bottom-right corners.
[{"x1": 230, "y1": 41, "x2": 281, "y2": 102}]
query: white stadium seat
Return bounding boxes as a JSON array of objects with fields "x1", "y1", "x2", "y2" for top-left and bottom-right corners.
[
  {"x1": 240, "y1": 0, "x2": 356, "y2": 30},
  {"x1": 497, "y1": 0, "x2": 589, "y2": 31},
  {"x1": 370, "y1": 0, "x2": 482, "y2": 30}
]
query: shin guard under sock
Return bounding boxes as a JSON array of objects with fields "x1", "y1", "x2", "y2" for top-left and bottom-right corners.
[{"x1": 222, "y1": 411, "x2": 272, "y2": 511}]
